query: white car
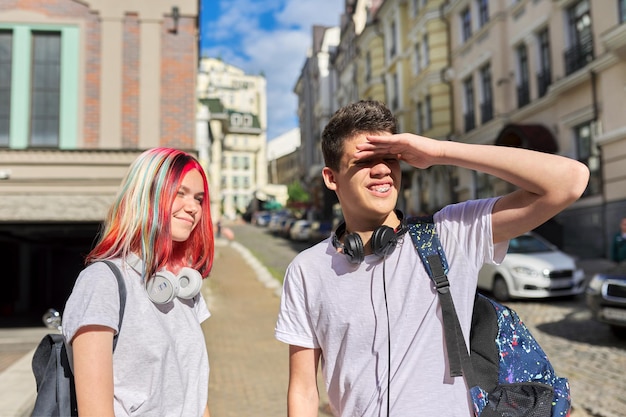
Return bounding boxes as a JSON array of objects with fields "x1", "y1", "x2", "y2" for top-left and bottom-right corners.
[
  {"x1": 477, "y1": 232, "x2": 585, "y2": 301},
  {"x1": 289, "y1": 220, "x2": 312, "y2": 241}
]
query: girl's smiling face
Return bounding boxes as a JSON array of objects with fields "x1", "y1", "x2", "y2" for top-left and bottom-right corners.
[{"x1": 171, "y1": 169, "x2": 205, "y2": 242}]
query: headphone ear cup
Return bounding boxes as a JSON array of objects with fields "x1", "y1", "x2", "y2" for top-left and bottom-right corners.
[
  {"x1": 371, "y1": 225, "x2": 398, "y2": 257},
  {"x1": 176, "y1": 267, "x2": 203, "y2": 299},
  {"x1": 146, "y1": 270, "x2": 178, "y2": 304},
  {"x1": 343, "y1": 233, "x2": 365, "y2": 264}
]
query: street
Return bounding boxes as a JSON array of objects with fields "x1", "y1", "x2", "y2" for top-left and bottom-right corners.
[{"x1": 228, "y1": 221, "x2": 626, "y2": 417}]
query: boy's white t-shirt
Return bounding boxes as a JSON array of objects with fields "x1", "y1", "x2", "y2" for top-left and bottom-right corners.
[
  {"x1": 62, "y1": 259, "x2": 210, "y2": 417},
  {"x1": 275, "y1": 198, "x2": 507, "y2": 416}
]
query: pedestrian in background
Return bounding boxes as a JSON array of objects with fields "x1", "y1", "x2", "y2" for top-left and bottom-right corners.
[
  {"x1": 62, "y1": 148, "x2": 214, "y2": 417},
  {"x1": 611, "y1": 216, "x2": 626, "y2": 263},
  {"x1": 274, "y1": 100, "x2": 589, "y2": 416}
]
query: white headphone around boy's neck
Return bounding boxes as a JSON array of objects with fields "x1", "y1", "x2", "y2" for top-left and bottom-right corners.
[{"x1": 126, "y1": 253, "x2": 203, "y2": 304}]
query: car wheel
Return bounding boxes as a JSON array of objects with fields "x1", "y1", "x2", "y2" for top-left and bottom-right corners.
[
  {"x1": 492, "y1": 276, "x2": 510, "y2": 302},
  {"x1": 610, "y1": 325, "x2": 626, "y2": 340}
]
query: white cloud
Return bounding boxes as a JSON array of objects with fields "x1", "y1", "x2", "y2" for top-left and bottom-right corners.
[{"x1": 202, "y1": 0, "x2": 343, "y2": 140}]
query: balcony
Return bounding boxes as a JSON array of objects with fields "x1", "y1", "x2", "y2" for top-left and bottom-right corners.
[
  {"x1": 464, "y1": 111, "x2": 476, "y2": 132},
  {"x1": 517, "y1": 81, "x2": 530, "y2": 108},
  {"x1": 537, "y1": 70, "x2": 551, "y2": 98},
  {"x1": 480, "y1": 100, "x2": 493, "y2": 124},
  {"x1": 564, "y1": 37, "x2": 594, "y2": 75}
]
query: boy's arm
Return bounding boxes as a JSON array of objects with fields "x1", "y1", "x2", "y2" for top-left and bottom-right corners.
[
  {"x1": 356, "y1": 134, "x2": 589, "y2": 243},
  {"x1": 288, "y1": 345, "x2": 321, "y2": 417}
]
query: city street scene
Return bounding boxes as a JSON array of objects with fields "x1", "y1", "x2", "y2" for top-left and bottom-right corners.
[{"x1": 1, "y1": 0, "x2": 626, "y2": 416}]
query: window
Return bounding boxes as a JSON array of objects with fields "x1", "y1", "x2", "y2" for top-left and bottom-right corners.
[
  {"x1": 31, "y1": 32, "x2": 61, "y2": 147},
  {"x1": 416, "y1": 101, "x2": 423, "y2": 133},
  {"x1": 461, "y1": 7, "x2": 472, "y2": 42},
  {"x1": 463, "y1": 76, "x2": 475, "y2": 131},
  {"x1": 389, "y1": 21, "x2": 397, "y2": 57},
  {"x1": 413, "y1": 0, "x2": 420, "y2": 16},
  {"x1": 422, "y1": 34, "x2": 429, "y2": 68},
  {"x1": 479, "y1": 64, "x2": 493, "y2": 123},
  {"x1": 425, "y1": 95, "x2": 432, "y2": 131},
  {"x1": 0, "y1": 31, "x2": 12, "y2": 147},
  {"x1": 414, "y1": 43, "x2": 421, "y2": 74},
  {"x1": 232, "y1": 155, "x2": 239, "y2": 169},
  {"x1": 391, "y1": 73, "x2": 399, "y2": 110},
  {"x1": 477, "y1": 0, "x2": 489, "y2": 28},
  {"x1": 516, "y1": 44, "x2": 530, "y2": 108},
  {"x1": 0, "y1": 25, "x2": 78, "y2": 149},
  {"x1": 574, "y1": 122, "x2": 601, "y2": 197},
  {"x1": 564, "y1": 0, "x2": 593, "y2": 75},
  {"x1": 621, "y1": 0, "x2": 626, "y2": 23},
  {"x1": 537, "y1": 28, "x2": 552, "y2": 97}
]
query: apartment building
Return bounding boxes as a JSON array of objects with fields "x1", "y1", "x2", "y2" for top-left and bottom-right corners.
[
  {"x1": 196, "y1": 57, "x2": 268, "y2": 220},
  {"x1": 445, "y1": 0, "x2": 626, "y2": 257},
  {"x1": 295, "y1": 0, "x2": 626, "y2": 258},
  {"x1": 0, "y1": 0, "x2": 199, "y2": 322},
  {"x1": 294, "y1": 25, "x2": 340, "y2": 220},
  {"x1": 267, "y1": 127, "x2": 301, "y2": 187}
]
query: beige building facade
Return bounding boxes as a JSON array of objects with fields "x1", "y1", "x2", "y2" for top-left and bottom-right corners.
[
  {"x1": 197, "y1": 57, "x2": 268, "y2": 220},
  {"x1": 444, "y1": 0, "x2": 626, "y2": 256},
  {"x1": 296, "y1": 0, "x2": 626, "y2": 258}
]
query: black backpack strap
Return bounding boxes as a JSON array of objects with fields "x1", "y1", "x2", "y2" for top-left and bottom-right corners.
[
  {"x1": 101, "y1": 260, "x2": 127, "y2": 351},
  {"x1": 407, "y1": 217, "x2": 477, "y2": 387}
]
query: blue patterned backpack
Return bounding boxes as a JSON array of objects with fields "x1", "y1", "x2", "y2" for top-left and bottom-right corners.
[{"x1": 407, "y1": 217, "x2": 571, "y2": 417}]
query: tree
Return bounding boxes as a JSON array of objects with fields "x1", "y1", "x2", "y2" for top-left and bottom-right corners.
[{"x1": 287, "y1": 181, "x2": 310, "y2": 205}]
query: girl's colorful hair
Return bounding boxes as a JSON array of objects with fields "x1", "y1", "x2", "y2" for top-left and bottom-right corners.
[{"x1": 87, "y1": 147, "x2": 214, "y2": 279}]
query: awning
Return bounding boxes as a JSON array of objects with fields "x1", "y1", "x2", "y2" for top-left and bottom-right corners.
[{"x1": 495, "y1": 124, "x2": 558, "y2": 154}]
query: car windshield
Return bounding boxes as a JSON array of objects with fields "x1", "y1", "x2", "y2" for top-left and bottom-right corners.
[{"x1": 507, "y1": 235, "x2": 553, "y2": 254}]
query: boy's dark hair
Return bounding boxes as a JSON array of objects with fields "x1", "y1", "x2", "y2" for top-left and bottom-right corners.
[{"x1": 322, "y1": 100, "x2": 398, "y2": 171}]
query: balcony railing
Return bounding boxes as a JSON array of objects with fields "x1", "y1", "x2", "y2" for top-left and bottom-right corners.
[
  {"x1": 480, "y1": 100, "x2": 493, "y2": 124},
  {"x1": 537, "y1": 70, "x2": 551, "y2": 98},
  {"x1": 564, "y1": 37, "x2": 594, "y2": 75},
  {"x1": 464, "y1": 111, "x2": 476, "y2": 132},
  {"x1": 517, "y1": 81, "x2": 530, "y2": 108}
]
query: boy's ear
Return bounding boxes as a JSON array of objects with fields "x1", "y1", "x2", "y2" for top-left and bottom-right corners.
[{"x1": 322, "y1": 167, "x2": 337, "y2": 190}]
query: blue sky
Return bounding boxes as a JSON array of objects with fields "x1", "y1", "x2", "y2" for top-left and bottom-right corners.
[{"x1": 199, "y1": 0, "x2": 343, "y2": 141}]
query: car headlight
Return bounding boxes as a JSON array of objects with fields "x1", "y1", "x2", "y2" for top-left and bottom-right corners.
[
  {"x1": 587, "y1": 274, "x2": 607, "y2": 293},
  {"x1": 511, "y1": 266, "x2": 547, "y2": 277}
]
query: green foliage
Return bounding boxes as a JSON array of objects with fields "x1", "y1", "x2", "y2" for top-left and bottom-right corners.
[{"x1": 287, "y1": 181, "x2": 310, "y2": 203}]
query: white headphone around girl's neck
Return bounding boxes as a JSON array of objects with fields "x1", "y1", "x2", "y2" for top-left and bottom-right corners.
[{"x1": 125, "y1": 253, "x2": 203, "y2": 304}]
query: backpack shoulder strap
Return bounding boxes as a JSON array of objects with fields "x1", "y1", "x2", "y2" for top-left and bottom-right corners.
[
  {"x1": 406, "y1": 216, "x2": 477, "y2": 386},
  {"x1": 100, "y1": 260, "x2": 127, "y2": 351}
]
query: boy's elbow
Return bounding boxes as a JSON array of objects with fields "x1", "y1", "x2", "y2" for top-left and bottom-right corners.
[{"x1": 567, "y1": 161, "x2": 591, "y2": 202}]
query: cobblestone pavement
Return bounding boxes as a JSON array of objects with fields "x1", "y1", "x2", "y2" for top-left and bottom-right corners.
[
  {"x1": 505, "y1": 298, "x2": 626, "y2": 417},
  {"x1": 229, "y1": 222, "x2": 626, "y2": 417}
]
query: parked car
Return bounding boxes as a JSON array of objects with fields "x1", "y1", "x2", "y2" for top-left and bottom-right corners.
[
  {"x1": 309, "y1": 220, "x2": 333, "y2": 243},
  {"x1": 585, "y1": 262, "x2": 626, "y2": 338},
  {"x1": 290, "y1": 220, "x2": 312, "y2": 241},
  {"x1": 477, "y1": 232, "x2": 585, "y2": 301},
  {"x1": 252, "y1": 211, "x2": 271, "y2": 227}
]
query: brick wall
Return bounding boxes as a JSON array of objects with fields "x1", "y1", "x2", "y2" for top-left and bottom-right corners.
[
  {"x1": 160, "y1": 16, "x2": 197, "y2": 150},
  {"x1": 122, "y1": 13, "x2": 140, "y2": 148}
]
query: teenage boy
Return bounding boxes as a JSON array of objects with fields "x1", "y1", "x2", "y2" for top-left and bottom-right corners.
[{"x1": 275, "y1": 100, "x2": 589, "y2": 416}]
